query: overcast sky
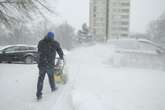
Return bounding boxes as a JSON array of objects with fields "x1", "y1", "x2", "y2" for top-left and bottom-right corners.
[{"x1": 53, "y1": 0, "x2": 165, "y2": 33}]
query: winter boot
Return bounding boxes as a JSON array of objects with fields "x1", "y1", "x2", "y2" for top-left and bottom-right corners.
[
  {"x1": 37, "y1": 95, "x2": 42, "y2": 101},
  {"x1": 51, "y1": 87, "x2": 58, "y2": 92}
]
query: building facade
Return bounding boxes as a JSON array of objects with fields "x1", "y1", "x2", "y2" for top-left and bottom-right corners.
[{"x1": 90, "y1": 0, "x2": 130, "y2": 41}]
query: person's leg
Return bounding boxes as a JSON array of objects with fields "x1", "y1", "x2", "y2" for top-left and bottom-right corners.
[
  {"x1": 36, "y1": 67, "x2": 46, "y2": 98},
  {"x1": 47, "y1": 68, "x2": 56, "y2": 91}
]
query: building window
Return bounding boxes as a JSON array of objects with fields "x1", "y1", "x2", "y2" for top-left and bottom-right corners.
[
  {"x1": 112, "y1": 15, "x2": 121, "y2": 19},
  {"x1": 112, "y1": 33, "x2": 118, "y2": 36},
  {"x1": 121, "y1": 2, "x2": 130, "y2": 6},
  {"x1": 93, "y1": 6, "x2": 96, "y2": 12},
  {"x1": 121, "y1": 15, "x2": 129, "y2": 19},
  {"x1": 121, "y1": 9, "x2": 129, "y2": 13},
  {"x1": 112, "y1": 21, "x2": 119, "y2": 25},
  {"x1": 112, "y1": 27, "x2": 118, "y2": 31},
  {"x1": 121, "y1": 34, "x2": 128, "y2": 37},
  {"x1": 121, "y1": 21, "x2": 129, "y2": 25},
  {"x1": 120, "y1": 27, "x2": 128, "y2": 31},
  {"x1": 113, "y1": 8, "x2": 120, "y2": 12}
]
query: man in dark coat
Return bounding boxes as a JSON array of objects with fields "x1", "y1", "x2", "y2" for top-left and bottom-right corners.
[{"x1": 36, "y1": 32, "x2": 64, "y2": 100}]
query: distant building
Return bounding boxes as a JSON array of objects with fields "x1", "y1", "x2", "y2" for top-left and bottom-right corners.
[{"x1": 89, "y1": 0, "x2": 130, "y2": 41}]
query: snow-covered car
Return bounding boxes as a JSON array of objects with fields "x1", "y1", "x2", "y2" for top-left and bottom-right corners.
[
  {"x1": 108, "y1": 39, "x2": 165, "y2": 69},
  {"x1": 0, "y1": 44, "x2": 37, "y2": 64}
]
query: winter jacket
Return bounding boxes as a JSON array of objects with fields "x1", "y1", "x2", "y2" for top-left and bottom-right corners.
[{"x1": 37, "y1": 37, "x2": 63, "y2": 68}]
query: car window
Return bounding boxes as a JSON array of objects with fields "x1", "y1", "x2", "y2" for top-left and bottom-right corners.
[
  {"x1": 0, "y1": 49, "x2": 2, "y2": 54},
  {"x1": 17, "y1": 46, "x2": 28, "y2": 51},
  {"x1": 28, "y1": 47, "x2": 36, "y2": 50},
  {"x1": 5, "y1": 46, "x2": 20, "y2": 53}
]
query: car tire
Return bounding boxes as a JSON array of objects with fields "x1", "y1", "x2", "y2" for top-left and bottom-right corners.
[{"x1": 24, "y1": 56, "x2": 34, "y2": 64}]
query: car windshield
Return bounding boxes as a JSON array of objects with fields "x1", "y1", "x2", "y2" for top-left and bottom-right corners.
[{"x1": 0, "y1": 46, "x2": 11, "y2": 51}]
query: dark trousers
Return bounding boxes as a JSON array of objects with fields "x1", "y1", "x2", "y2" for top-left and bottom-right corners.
[{"x1": 36, "y1": 67, "x2": 55, "y2": 97}]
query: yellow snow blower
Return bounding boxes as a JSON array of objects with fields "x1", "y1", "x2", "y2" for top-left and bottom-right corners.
[{"x1": 54, "y1": 58, "x2": 67, "y2": 84}]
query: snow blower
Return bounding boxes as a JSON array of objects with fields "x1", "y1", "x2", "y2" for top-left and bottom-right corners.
[{"x1": 54, "y1": 58, "x2": 67, "y2": 84}]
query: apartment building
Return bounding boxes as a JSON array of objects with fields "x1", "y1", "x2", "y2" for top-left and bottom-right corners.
[{"x1": 90, "y1": 0, "x2": 130, "y2": 41}]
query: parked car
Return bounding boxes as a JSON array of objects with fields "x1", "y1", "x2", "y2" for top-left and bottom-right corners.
[
  {"x1": 108, "y1": 39, "x2": 165, "y2": 69},
  {"x1": 0, "y1": 44, "x2": 37, "y2": 64}
]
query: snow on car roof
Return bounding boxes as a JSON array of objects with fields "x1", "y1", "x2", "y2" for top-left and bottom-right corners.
[
  {"x1": 109, "y1": 38, "x2": 163, "y2": 47},
  {"x1": 108, "y1": 38, "x2": 138, "y2": 46},
  {"x1": 108, "y1": 38, "x2": 165, "y2": 50}
]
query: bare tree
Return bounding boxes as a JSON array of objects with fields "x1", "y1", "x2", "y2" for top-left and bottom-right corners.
[
  {"x1": 55, "y1": 22, "x2": 75, "y2": 50},
  {"x1": 0, "y1": 17, "x2": 58, "y2": 45},
  {"x1": 147, "y1": 11, "x2": 165, "y2": 46},
  {"x1": 0, "y1": 0, "x2": 52, "y2": 26}
]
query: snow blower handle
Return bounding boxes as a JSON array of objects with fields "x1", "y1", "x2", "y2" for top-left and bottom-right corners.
[{"x1": 55, "y1": 58, "x2": 64, "y2": 69}]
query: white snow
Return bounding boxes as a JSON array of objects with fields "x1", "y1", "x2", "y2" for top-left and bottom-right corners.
[
  {"x1": 66, "y1": 44, "x2": 165, "y2": 110},
  {"x1": 71, "y1": 89, "x2": 108, "y2": 110},
  {"x1": 0, "y1": 43, "x2": 165, "y2": 110}
]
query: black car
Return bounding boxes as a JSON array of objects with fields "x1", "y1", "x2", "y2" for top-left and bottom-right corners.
[{"x1": 0, "y1": 45, "x2": 38, "y2": 64}]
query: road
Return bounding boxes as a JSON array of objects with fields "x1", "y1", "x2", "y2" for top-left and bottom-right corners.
[{"x1": 0, "y1": 64, "x2": 73, "y2": 110}]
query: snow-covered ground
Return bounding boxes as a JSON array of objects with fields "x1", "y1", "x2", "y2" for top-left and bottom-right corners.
[{"x1": 0, "y1": 44, "x2": 165, "y2": 110}]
